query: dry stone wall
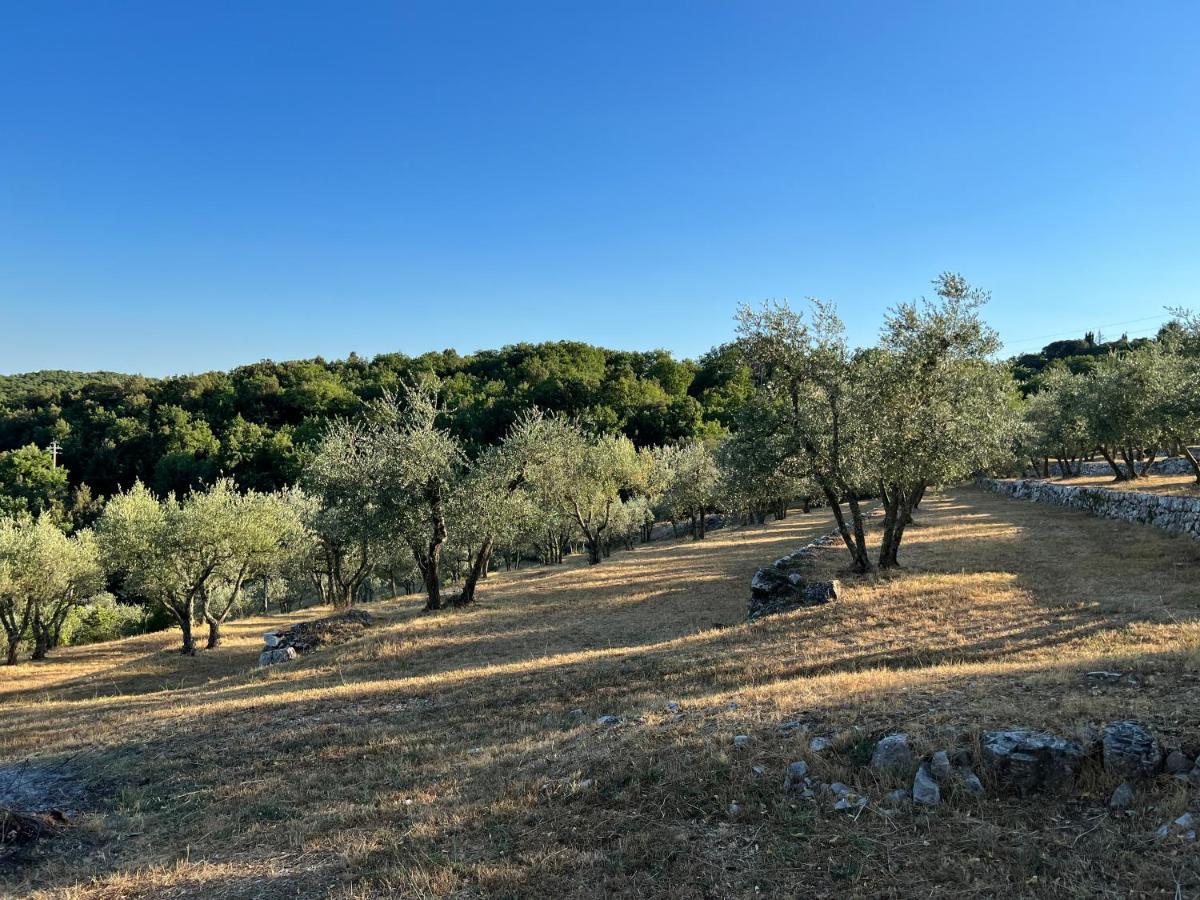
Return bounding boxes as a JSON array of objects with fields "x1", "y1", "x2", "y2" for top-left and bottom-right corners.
[{"x1": 978, "y1": 477, "x2": 1200, "y2": 539}]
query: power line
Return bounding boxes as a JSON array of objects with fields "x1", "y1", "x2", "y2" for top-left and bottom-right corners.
[{"x1": 1001, "y1": 313, "x2": 1174, "y2": 353}]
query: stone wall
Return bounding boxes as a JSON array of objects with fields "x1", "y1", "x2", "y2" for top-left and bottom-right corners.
[
  {"x1": 978, "y1": 477, "x2": 1200, "y2": 540},
  {"x1": 1040, "y1": 451, "x2": 1198, "y2": 479}
]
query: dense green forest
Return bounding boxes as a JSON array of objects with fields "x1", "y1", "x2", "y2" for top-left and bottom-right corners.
[{"x1": 0, "y1": 341, "x2": 750, "y2": 520}]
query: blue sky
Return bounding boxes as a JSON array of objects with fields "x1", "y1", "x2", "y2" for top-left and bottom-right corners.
[{"x1": 2, "y1": 1, "x2": 1198, "y2": 376}]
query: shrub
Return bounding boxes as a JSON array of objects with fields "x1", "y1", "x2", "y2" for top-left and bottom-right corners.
[{"x1": 67, "y1": 593, "x2": 151, "y2": 646}]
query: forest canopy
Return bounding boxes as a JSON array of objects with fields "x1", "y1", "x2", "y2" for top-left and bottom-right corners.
[{"x1": 0, "y1": 341, "x2": 749, "y2": 511}]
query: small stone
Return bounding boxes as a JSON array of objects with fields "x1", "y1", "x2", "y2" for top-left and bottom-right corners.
[
  {"x1": 929, "y1": 751, "x2": 952, "y2": 783},
  {"x1": 960, "y1": 771, "x2": 985, "y2": 797},
  {"x1": 733, "y1": 734, "x2": 751, "y2": 748},
  {"x1": 1157, "y1": 812, "x2": 1197, "y2": 841},
  {"x1": 728, "y1": 801, "x2": 740, "y2": 816},
  {"x1": 262, "y1": 632, "x2": 281, "y2": 648},
  {"x1": 664, "y1": 702, "x2": 680, "y2": 713},
  {"x1": 828, "y1": 782, "x2": 851, "y2": 798},
  {"x1": 884, "y1": 788, "x2": 910, "y2": 806},
  {"x1": 1108, "y1": 782, "x2": 1134, "y2": 810},
  {"x1": 809, "y1": 736, "x2": 833, "y2": 753},
  {"x1": 1165, "y1": 750, "x2": 1191, "y2": 774},
  {"x1": 950, "y1": 748, "x2": 973, "y2": 768},
  {"x1": 596, "y1": 715, "x2": 621, "y2": 727},
  {"x1": 568, "y1": 708, "x2": 584, "y2": 717},
  {"x1": 751, "y1": 765, "x2": 766, "y2": 776},
  {"x1": 871, "y1": 733, "x2": 914, "y2": 773},
  {"x1": 1188, "y1": 766, "x2": 1200, "y2": 787},
  {"x1": 578, "y1": 779, "x2": 594, "y2": 790},
  {"x1": 912, "y1": 765, "x2": 940, "y2": 806},
  {"x1": 783, "y1": 760, "x2": 809, "y2": 793},
  {"x1": 1102, "y1": 721, "x2": 1162, "y2": 778},
  {"x1": 833, "y1": 795, "x2": 866, "y2": 812},
  {"x1": 467, "y1": 747, "x2": 483, "y2": 754}
]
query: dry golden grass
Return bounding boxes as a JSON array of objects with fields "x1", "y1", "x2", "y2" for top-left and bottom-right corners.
[
  {"x1": 2, "y1": 488, "x2": 1200, "y2": 898},
  {"x1": 1056, "y1": 471, "x2": 1200, "y2": 497}
]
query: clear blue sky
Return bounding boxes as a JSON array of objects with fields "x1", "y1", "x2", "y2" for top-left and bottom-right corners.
[{"x1": 2, "y1": 1, "x2": 1197, "y2": 376}]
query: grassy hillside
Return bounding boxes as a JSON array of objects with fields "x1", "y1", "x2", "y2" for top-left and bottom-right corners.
[{"x1": 2, "y1": 489, "x2": 1199, "y2": 898}]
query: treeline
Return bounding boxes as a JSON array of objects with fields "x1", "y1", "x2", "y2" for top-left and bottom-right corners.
[
  {"x1": 1018, "y1": 314, "x2": 1200, "y2": 481},
  {"x1": 0, "y1": 341, "x2": 750, "y2": 522},
  {"x1": 1009, "y1": 328, "x2": 1179, "y2": 394}
]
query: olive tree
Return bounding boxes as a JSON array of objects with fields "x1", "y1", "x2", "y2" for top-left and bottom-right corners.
[
  {"x1": 97, "y1": 480, "x2": 304, "y2": 654},
  {"x1": 656, "y1": 440, "x2": 723, "y2": 538},
  {"x1": 302, "y1": 420, "x2": 383, "y2": 608},
  {"x1": 1020, "y1": 367, "x2": 1093, "y2": 478},
  {"x1": 371, "y1": 385, "x2": 466, "y2": 610},
  {"x1": 1085, "y1": 348, "x2": 1169, "y2": 480},
  {"x1": 736, "y1": 300, "x2": 873, "y2": 572},
  {"x1": 861, "y1": 274, "x2": 1018, "y2": 568},
  {"x1": 518, "y1": 415, "x2": 642, "y2": 565},
  {"x1": 0, "y1": 518, "x2": 37, "y2": 665},
  {"x1": 30, "y1": 525, "x2": 106, "y2": 659},
  {"x1": 197, "y1": 489, "x2": 309, "y2": 647},
  {"x1": 445, "y1": 442, "x2": 528, "y2": 606}
]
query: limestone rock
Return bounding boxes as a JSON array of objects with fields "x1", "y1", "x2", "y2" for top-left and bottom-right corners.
[
  {"x1": 258, "y1": 646, "x2": 297, "y2": 666},
  {"x1": 1164, "y1": 749, "x2": 1191, "y2": 775},
  {"x1": 262, "y1": 632, "x2": 281, "y2": 648},
  {"x1": 1156, "y1": 812, "x2": 1197, "y2": 841},
  {"x1": 733, "y1": 734, "x2": 750, "y2": 748},
  {"x1": 809, "y1": 736, "x2": 833, "y2": 753},
  {"x1": 1102, "y1": 721, "x2": 1162, "y2": 778},
  {"x1": 596, "y1": 715, "x2": 621, "y2": 727},
  {"x1": 1108, "y1": 782, "x2": 1134, "y2": 810},
  {"x1": 929, "y1": 750, "x2": 952, "y2": 783},
  {"x1": 802, "y1": 580, "x2": 840, "y2": 605},
  {"x1": 912, "y1": 765, "x2": 940, "y2": 806},
  {"x1": 884, "y1": 788, "x2": 910, "y2": 806},
  {"x1": 980, "y1": 729, "x2": 1086, "y2": 795},
  {"x1": 870, "y1": 733, "x2": 914, "y2": 773},
  {"x1": 783, "y1": 761, "x2": 809, "y2": 793},
  {"x1": 960, "y1": 771, "x2": 985, "y2": 797}
]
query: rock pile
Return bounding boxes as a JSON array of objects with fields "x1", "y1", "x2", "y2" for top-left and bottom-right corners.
[
  {"x1": 258, "y1": 608, "x2": 375, "y2": 667},
  {"x1": 980, "y1": 729, "x2": 1086, "y2": 795},
  {"x1": 747, "y1": 532, "x2": 842, "y2": 620},
  {"x1": 761, "y1": 719, "x2": 1198, "y2": 830}
]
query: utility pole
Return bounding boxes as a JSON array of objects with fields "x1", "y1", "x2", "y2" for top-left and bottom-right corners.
[{"x1": 47, "y1": 440, "x2": 61, "y2": 468}]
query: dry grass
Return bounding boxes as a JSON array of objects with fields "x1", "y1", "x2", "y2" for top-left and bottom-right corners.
[
  {"x1": 1055, "y1": 471, "x2": 1200, "y2": 497},
  {"x1": 2, "y1": 488, "x2": 1200, "y2": 898}
]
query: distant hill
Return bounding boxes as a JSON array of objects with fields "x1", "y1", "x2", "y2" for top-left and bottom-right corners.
[
  {"x1": 0, "y1": 342, "x2": 749, "y2": 501},
  {"x1": 0, "y1": 369, "x2": 147, "y2": 403}
]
